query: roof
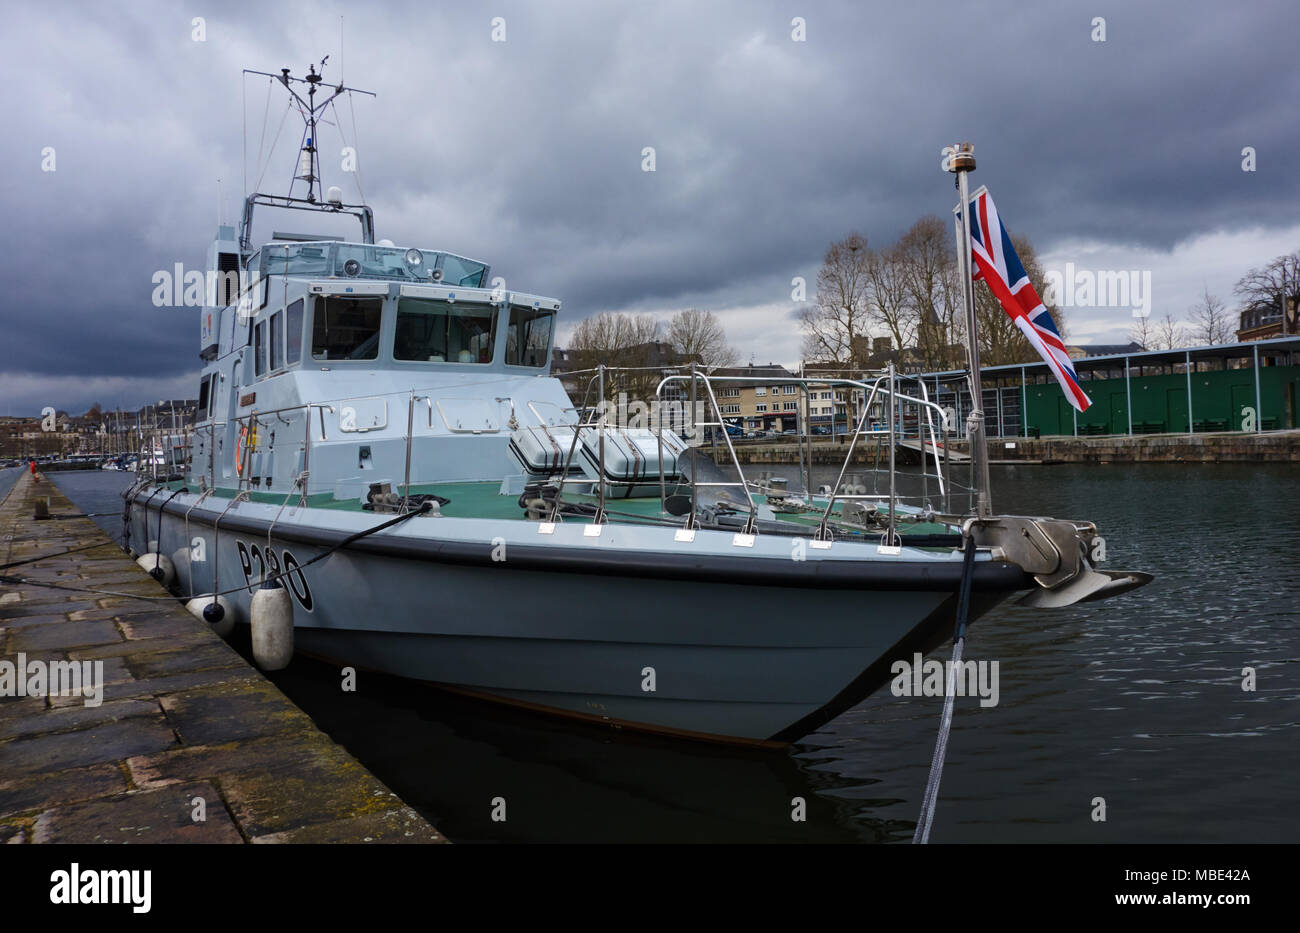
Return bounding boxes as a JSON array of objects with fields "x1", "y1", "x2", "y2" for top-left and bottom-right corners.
[
  {"x1": 706, "y1": 364, "x2": 798, "y2": 387},
  {"x1": 1068, "y1": 342, "x2": 1144, "y2": 357},
  {"x1": 920, "y1": 335, "x2": 1300, "y2": 379},
  {"x1": 711, "y1": 363, "x2": 797, "y2": 379}
]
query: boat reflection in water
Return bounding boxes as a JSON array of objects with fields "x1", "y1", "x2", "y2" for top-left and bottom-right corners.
[{"x1": 252, "y1": 636, "x2": 904, "y2": 843}]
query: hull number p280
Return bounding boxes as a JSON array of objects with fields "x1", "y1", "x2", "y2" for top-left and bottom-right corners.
[{"x1": 236, "y1": 540, "x2": 313, "y2": 612}]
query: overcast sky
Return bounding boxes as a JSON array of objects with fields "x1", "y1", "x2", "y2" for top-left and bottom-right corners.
[{"x1": 1, "y1": 0, "x2": 1297, "y2": 414}]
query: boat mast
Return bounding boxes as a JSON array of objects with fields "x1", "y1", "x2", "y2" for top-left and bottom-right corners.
[
  {"x1": 946, "y1": 142, "x2": 992, "y2": 517},
  {"x1": 239, "y1": 60, "x2": 377, "y2": 251},
  {"x1": 292, "y1": 60, "x2": 325, "y2": 203}
]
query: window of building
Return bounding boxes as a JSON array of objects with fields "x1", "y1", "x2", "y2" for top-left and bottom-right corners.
[
  {"x1": 722, "y1": 404, "x2": 741, "y2": 414},
  {"x1": 394, "y1": 297, "x2": 495, "y2": 363},
  {"x1": 505, "y1": 306, "x2": 553, "y2": 367},
  {"x1": 197, "y1": 375, "x2": 211, "y2": 417},
  {"x1": 285, "y1": 298, "x2": 304, "y2": 366},
  {"x1": 783, "y1": 402, "x2": 796, "y2": 411},
  {"x1": 782, "y1": 385, "x2": 797, "y2": 394},
  {"x1": 820, "y1": 391, "x2": 832, "y2": 400},
  {"x1": 312, "y1": 297, "x2": 383, "y2": 361},
  {"x1": 755, "y1": 404, "x2": 767, "y2": 412},
  {"x1": 754, "y1": 387, "x2": 767, "y2": 396},
  {"x1": 721, "y1": 388, "x2": 740, "y2": 398}
]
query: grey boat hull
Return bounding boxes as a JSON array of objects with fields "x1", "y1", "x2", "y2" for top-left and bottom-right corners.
[{"x1": 130, "y1": 491, "x2": 1028, "y2": 744}]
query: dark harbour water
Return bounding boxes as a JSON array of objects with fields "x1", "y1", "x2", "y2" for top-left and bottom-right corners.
[
  {"x1": 48, "y1": 464, "x2": 1300, "y2": 844},
  {"x1": 0, "y1": 466, "x2": 23, "y2": 503}
]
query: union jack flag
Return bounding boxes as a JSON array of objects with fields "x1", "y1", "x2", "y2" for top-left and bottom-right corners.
[{"x1": 962, "y1": 187, "x2": 1091, "y2": 412}]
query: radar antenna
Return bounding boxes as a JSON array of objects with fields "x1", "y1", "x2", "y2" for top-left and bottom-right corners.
[{"x1": 239, "y1": 58, "x2": 376, "y2": 251}]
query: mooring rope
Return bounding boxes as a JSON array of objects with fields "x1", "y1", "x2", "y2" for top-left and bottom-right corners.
[
  {"x1": 153, "y1": 488, "x2": 190, "y2": 563},
  {"x1": 912, "y1": 533, "x2": 977, "y2": 845},
  {"x1": 0, "y1": 541, "x2": 117, "y2": 571}
]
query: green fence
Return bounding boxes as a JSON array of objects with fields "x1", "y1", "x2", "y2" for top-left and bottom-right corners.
[{"x1": 1023, "y1": 365, "x2": 1300, "y2": 436}]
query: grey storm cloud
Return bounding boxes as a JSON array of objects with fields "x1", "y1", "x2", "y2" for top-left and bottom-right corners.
[{"x1": 0, "y1": 0, "x2": 1297, "y2": 412}]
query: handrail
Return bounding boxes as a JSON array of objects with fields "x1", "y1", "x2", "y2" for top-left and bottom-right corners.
[
  {"x1": 547, "y1": 369, "x2": 603, "y2": 523},
  {"x1": 229, "y1": 402, "x2": 335, "y2": 496},
  {"x1": 401, "y1": 391, "x2": 431, "y2": 512},
  {"x1": 167, "y1": 368, "x2": 961, "y2": 544},
  {"x1": 653, "y1": 369, "x2": 959, "y2": 538}
]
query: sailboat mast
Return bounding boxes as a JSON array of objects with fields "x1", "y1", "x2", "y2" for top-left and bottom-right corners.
[{"x1": 946, "y1": 142, "x2": 993, "y2": 517}]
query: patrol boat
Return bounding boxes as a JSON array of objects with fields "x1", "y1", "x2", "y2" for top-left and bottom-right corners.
[{"x1": 124, "y1": 64, "x2": 1150, "y2": 746}]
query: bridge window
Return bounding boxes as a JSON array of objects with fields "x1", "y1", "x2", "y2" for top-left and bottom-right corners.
[
  {"x1": 312, "y1": 297, "x2": 382, "y2": 361},
  {"x1": 505, "y1": 307, "x2": 554, "y2": 367},
  {"x1": 286, "y1": 299, "x2": 303, "y2": 365},
  {"x1": 394, "y1": 297, "x2": 496, "y2": 363},
  {"x1": 216, "y1": 252, "x2": 241, "y2": 306},
  {"x1": 270, "y1": 311, "x2": 284, "y2": 371},
  {"x1": 254, "y1": 321, "x2": 266, "y2": 376},
  {"x1": 438, "y1": 254, "x2": 488, "y2": 288}
]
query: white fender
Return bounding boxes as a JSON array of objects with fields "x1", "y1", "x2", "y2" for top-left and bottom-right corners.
[
  {"x1": 186, "y1": 595, "x2": 235, "y2": 639},
  {"x1": 250, "y1": 579, "x2": 294, "y2": 670},
  {"x1": 136, "y1": 552, "x2": 175, "y2": 588},
  {"x1": 170, "y1": 547, "x2": 192, "y2": 590}
]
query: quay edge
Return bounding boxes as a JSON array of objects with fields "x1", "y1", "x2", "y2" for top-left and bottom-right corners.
[
  {"x1": 0, "y1": 471, "x2": 446, "y2": 844},
  {"x1": 723, "y1": 429, "x2": 1300, "y2": 466}
]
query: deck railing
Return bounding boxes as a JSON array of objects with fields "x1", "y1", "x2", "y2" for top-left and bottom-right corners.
[
  {"x1": 654, "y1": 364, "x2": 963, "y2": 540},
  {"x1": 136, "y1": 367, "x2": 975, "y2": 538}
]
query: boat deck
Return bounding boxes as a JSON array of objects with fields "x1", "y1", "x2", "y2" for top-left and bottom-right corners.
[{"x1": 162, "y1": 479, "x2": 957, "y2": 541}]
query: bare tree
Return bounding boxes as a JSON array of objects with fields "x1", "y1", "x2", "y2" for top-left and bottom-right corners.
[
  {"x1": 667, "y1": 308, "x2": 736, "y2": 369},
  {"x1": 799, "y1": 233, "x2": 873, "y2": 366},
  {"x1": 895, "y1": 216, "x2": 963, "y2": 370},
  {"x1": 1128, "y1": 313, "x2": 1155, "y2": 350},
  {"x1": 866, "y1": 243, "x2": 916, "y2": 363},
  {"x1": 566, "y1": 312, "x2": 663, "y2": 401},
  {"x1": 1153, "y1": 312, "x2": 1186, "y2": 350},
  {"x1": 804, "y1": 222, "x2": 1058, "y2": 370},
  {"x1": 1186, "y1": 288, "x2": 1233, "y2": 346},
  {"x1": 568, "y1": 312, "x2": 660, "y2": 365},
  {"x1": 1234, "y1": 250, "x2": 1300, "y2": 330}
]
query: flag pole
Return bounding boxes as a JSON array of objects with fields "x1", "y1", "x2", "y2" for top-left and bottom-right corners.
[{"x1": 946, "y1": 142, "x2": 993, "y2": 517}]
